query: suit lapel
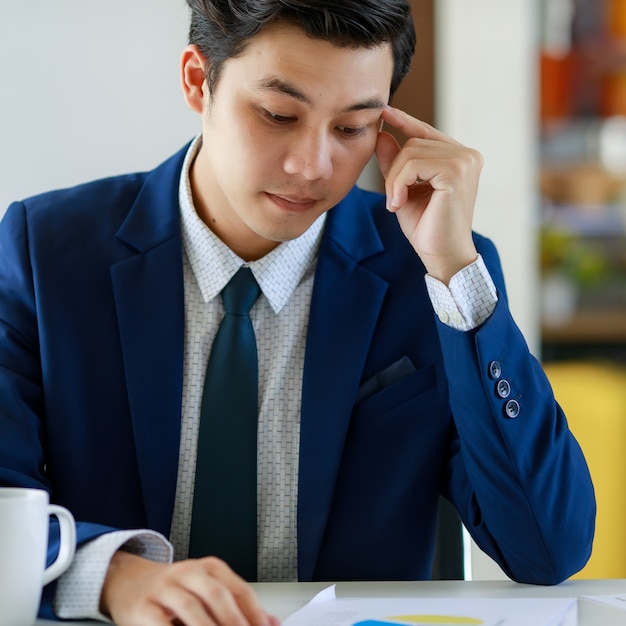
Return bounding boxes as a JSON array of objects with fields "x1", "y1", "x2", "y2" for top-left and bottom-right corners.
[
  {"x1": 298, "y1": 187, "x2": 389, "y2": 580},
  {"x1": 111, "y1": 147, "x2": 187, "y2": 535}
]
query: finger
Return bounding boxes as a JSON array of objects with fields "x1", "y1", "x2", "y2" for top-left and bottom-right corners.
[
  {"x1": 201, "y1": 557, "x2": 277, "y2": 626},
  {"x1": 375, "y1": 130, "x2": 401, "y2": 180},
  {"x1": 377, "y1": 138, "x2": 436, "y2": 211},
  {"x1": 381, "y1": 106, "x2": 460, "y2": 145},
  {"x1": 113, "y1": 598, "x2": 186, "y2": 626},
  {"x1": 376, "y1": 131, "x2": 413, "y2": 211},
  {"x1": 157, "y1": 583, "x2": 221, "y2": 626},
  {"x1": 137, "y1": 606, "x2": 185, "y2": 626},
  {"x1": 231, "y1": 582, "x2": 277, "y2": 626}
]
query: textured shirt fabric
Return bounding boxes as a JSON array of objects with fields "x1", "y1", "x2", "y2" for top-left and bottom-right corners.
[
  {"x1": 425, "y1": 256, "x2": 498, "y2": 330},
  {"x1": 53, "y1": 135, "x2": 497, "y2": 620}
]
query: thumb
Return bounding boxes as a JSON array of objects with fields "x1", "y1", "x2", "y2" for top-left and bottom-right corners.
[{"x1": 375, "y1": 130, "x2": 401, "y2": 180}]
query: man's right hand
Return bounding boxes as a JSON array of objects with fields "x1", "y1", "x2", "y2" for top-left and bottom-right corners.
[{"x1": 100, "y1": 550, "x2": 280, "y2": 626}]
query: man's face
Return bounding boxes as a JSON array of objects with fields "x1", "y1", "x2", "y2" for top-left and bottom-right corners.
[{"x1": 190, "y1": 22, "x2": 394, "y2": 260}]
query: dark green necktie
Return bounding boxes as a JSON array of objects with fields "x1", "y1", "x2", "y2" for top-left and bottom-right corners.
[{"x1": 189, "y1": 267, "x2": 261, "y2": 581}]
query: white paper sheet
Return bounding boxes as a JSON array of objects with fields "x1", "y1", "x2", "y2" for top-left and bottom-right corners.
[
  {"x1": 582, "y1": 593, "x2": 626, "y2": 610},
  {"x1": 283, "y1": 585, "x2": 577, "y2": 626}
]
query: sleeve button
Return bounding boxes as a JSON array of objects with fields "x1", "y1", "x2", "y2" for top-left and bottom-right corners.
[
  {"x1": 488, "y1": 360, "x2": 502, "y2": 380},
  {"x1": 505, "y1": 399, "x2": 520, "y2": 419},
  {"x1": 496, "y1": 379, "x2": 511, "y2": 399}
]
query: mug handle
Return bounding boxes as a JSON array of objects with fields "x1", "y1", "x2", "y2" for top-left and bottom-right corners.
[{"x1": 42, "y1": 505, "x2": 77, "y2": 585}]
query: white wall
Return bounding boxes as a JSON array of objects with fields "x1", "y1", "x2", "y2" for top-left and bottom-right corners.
[
  {"x1": 436, "y1": 0, "x2": 539, "y2": 580},
  {"x1": 436, "y1": 0, "x2": 540, "y2": 350},
  {"x1": 0, "y1": 0, "x2": 199, "y2": 214}
]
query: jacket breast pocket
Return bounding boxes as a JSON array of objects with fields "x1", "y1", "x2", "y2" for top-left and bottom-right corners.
[{"x1": 353, "y1": 362, "x2": 438, "y2": 430}]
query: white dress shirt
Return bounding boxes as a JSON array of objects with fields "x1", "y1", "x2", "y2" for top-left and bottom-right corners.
[{"x1": 54, "y1": 135, "x2": 497, "y2": 620}]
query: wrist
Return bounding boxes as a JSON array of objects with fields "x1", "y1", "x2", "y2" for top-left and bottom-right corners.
[
  {"x1": 423, "y1": 250, "x2": 478, "y2": 286},
  {"x1": 100, "y1": 551, "x2": 156, "y2": 618}
]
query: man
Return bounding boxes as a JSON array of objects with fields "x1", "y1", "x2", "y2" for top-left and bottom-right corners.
[{"x1": 0, "y1": 1, "x2": 595, "y2": 625}]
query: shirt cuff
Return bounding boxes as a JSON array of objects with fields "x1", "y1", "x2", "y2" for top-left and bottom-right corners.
[
  {"x1": 53, "y1": 529, "x2": 173, "y2": 622},
  {"x1": 425, "y1": 254, "x2": 498, "y2": 331}
]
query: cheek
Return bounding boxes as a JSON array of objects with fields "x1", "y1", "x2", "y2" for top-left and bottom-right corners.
[
  {"x1": 336, "y1": 137, "x2": 379, "y2": 180},
  {"x1": 237, "y1": 118, "x2": 283, "y2": 172}
]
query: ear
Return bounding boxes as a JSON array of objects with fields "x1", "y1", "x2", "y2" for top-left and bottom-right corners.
[{"x1": 181, "y1": 44, "x2": 208, "y2": 114}]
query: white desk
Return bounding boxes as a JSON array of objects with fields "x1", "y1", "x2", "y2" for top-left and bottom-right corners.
[{"x1": 35, "y1": 579, "x2": 626, "y2": 625}]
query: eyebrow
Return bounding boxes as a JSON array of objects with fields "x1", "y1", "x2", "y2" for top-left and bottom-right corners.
[{"x1": 254, "y1": 76, "x2": 387, "y2": 113}]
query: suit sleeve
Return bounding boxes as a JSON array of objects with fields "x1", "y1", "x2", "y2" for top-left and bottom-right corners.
[
  {"x1": 439, "y1": 235, "x2": 595, "y2": 585},
  {"x1": 0, "y1": 203, "x2": 121, "y2": 618}
]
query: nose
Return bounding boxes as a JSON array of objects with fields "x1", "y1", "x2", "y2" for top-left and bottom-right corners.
[{"x1": 283, "y1": 128, "x2": 333, "y2": 181}]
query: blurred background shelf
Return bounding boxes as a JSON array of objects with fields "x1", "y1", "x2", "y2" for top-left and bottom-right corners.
[
  {"x1": 539, "y1": 0, "x2": 626, "y2": 365},
  {"x1": 542, "y1": 310, "x2": 626, "y2": 342}
]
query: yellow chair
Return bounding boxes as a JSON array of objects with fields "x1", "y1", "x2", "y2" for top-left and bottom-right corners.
[{"x1": 543, "y1": 360, "x2": 626, "y2": 579}]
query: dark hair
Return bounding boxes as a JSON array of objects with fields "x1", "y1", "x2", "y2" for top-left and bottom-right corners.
[{"x1": 186, "y1": 0, "x2": 415, "y2": 98}]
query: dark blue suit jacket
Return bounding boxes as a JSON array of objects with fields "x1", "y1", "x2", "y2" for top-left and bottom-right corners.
[{"x1": 0, "y1": 144, "x2": 595, "y2": 619}]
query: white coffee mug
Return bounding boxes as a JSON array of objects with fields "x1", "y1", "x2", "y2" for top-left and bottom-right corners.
[{"x1": 0, "y1": 488, "x2": 76, "y2": 626}]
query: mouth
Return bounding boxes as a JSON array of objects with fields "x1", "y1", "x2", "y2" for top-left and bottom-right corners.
[{"x1": 266, "y1": 192, "x2": 319, "y2": 213}]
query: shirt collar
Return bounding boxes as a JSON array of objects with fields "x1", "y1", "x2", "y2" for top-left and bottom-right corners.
[{"x1": 179, "y1": 135, "x2": 325, "y2": 313}]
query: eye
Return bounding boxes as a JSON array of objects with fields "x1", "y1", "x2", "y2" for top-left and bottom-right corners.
[
  {"x1": 337, "y1": 125, "x2": 367, "y2": 138},
  {"x1": 264, "y1": 109, "x2": 296, "y2": 124}
]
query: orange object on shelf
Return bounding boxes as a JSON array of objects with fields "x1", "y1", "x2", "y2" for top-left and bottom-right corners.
[
  {"x1": 601, "y1": 72, "x2": 626, "y2": 116},
  {"x1": 607, "y1": 0, "x2": 626, "y2": 37},
  {"x1": 540, "y1": 51, "x2": 574, "y2": 120},
  {"x1": 602, "y1": 0, "x2": 626, "y2": 115}
]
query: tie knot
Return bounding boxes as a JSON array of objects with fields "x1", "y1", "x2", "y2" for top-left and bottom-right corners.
[{"x1": 222, "y1": 267, "x2": 261, "y2": 316}]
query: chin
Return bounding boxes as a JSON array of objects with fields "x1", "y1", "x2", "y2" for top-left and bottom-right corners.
[{"x1": 255, "y1": 222, "x2": 312, "y2": 245}]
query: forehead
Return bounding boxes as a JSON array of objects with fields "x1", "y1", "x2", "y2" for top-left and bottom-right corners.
[{"x1": 220, "y1": 22, "x2": 394, "y2": 107}]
